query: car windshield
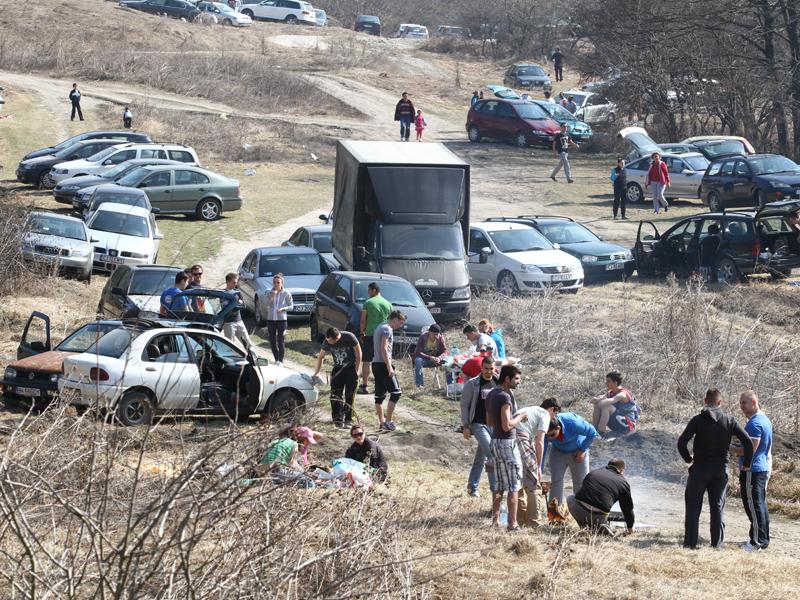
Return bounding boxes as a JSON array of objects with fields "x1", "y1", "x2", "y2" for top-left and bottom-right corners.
[
  {"x1": 28, "y1": 215, "x2": 86, "y2": 241},
  {"x1": 129, "y1": 269, "x2": 182, "y2": 295},
  {"x1": 258, "y1": 253, "x2": 326, "y2": 277},
  {"x1": 87, "y1": 146, "x2": 118, "y2": 162},
  {"x1": 514, "y1": 103, "x2": 550, "y2": 120},
  {"x1": 537, "y1": 102, "x2": 577, "y2": 121},
  {"x1": 55, "y1": 143, "x2": 86, "y2": 159},
  {"x1": 86, "y1": 328, "x2": 132, "y2": 359},
  {"x1": 89, "y1": 211, "x2": 150, "y2": 238},
  {"x1": 489, "y1": 228, "x2": 553, "y2": 252},
  {"x1": 215, "y1": 2, "x2": 235, "y2": 13},
  {"x1": 568, "y1": 93, "x2": 588, "y2": 105},
  {"x1": 56, "y1": 322, "x2": 119, "y2": 352},
  {"x1": 311, "y1": 232, "x2": 332, "y2": 253},
  {"x1": 697, "y1": 140, "x2": 746, "y2": 157},
  {"x1": 748, "y1": 155, "x2": 800, "y2": 175},
  {"x1": 91, "y1": 192, "x2": 146, "y2": 210},
  {"x1": 684, "y1": 156, "x2": 710, "y2": 171},
  {"x1": 103, "y1": 162, "x2": 137, "y2": 179},
  {"x1": 536, "y1": 222, "x2": 598, "y2": 244},
  {"x1": 380, "y1": 224, "x2": 465, "y2": 260},
  {"x1": 116, "y1": 167, "x2": 149, "y2": 187},
  {"x1": 359, "y1": 15, "x2": 379, "y2": 22},
  {"x1": 353, "y1": 280, "x2": 423, "y2": 307},
  {"x1": 516, "y1": 66, "x2": 545, "y2": 77}
]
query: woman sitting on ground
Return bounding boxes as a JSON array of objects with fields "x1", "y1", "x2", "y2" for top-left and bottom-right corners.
[
  {"x1": 345, "y1": 425, "x2": 388, "y2": 482},
  {"x1": 589, "y1": 371, "x2": 640, "y2": 436},
  {"x1": 478, "y1": 319, "x2": 506, "y2": 359}
]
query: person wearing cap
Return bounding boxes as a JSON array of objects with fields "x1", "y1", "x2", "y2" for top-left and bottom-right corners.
[
  {"x1": 345, "y1": 425, "x2": 388, "y2": 482},
  {"x1": 294, "y1": 426, "x2": 323, "y2": 467},
  {"x1": 411, "y1": 324, "x2": 448, "y2": 388}
]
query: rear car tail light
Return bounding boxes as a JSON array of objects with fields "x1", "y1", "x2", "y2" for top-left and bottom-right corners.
[{"x1": 89, "y1": 368, "x2": 110, "y2": 382}]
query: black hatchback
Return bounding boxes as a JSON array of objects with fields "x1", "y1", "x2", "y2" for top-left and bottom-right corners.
[
  {"x1": 310, "y1": 272, "x2": 435, "y2": 357},
  {"x1": 701, "y1": 154, "x2": 800, "y2": 212},
  {"x1": 633, "y1": 201, "x2": 800, "y2": 283},
  {"x1": 354, "y1": 15, "x2": 381, "y2": 35}
]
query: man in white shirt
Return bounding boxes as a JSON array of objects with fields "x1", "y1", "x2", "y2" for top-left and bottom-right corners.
[{"x1": 462, "y1": 324, "x2": 497, "y2": 356}]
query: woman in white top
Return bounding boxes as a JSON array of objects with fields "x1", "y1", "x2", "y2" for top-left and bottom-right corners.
[{"x1": 264, "y1": 273, "x2": 293, "y2": 365}]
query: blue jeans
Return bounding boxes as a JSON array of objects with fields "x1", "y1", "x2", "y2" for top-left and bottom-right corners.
[
  {"x1": 399, "y1": 116, "x2": 411, "y2": 140},
  {"x1": 413, "y1": 357, "x2": 453, "y2": 387},
  {"x1": 740, "y1": 470, "x2": 770, "y2": 548},
  {"x1": 468, "y1": 423, "x2": 496, "y2": 493}
]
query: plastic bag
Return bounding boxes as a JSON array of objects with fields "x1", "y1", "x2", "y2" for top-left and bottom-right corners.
[{"x1": 331, "y1": 457, "x2": 372, "y2": 487}]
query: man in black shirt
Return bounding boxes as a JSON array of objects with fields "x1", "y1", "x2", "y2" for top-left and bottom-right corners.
[
  {"x1": 222, "y1": 272, "x2": 251, "y2": 349},
  {"x1": 313, "y1": 327, "x2": 361, "y2": 427},
  {"x1": 567, "y1": 459, "x2": 634, "y2": 535},
  {"x1": 550, "y1": 47, "x2": 564, "y2": 81},
  {"x1": 346, "y1": 425, "x2": 388, "y2": 482},
  {"x1": 460, "y1": 356, "x2": 498, "y2": 497},
  {"x1": 678, "y1": 388, "x2": 753, "y2": 549},
  {"x1": 549, "y1": 123, "x2": 579, "y2": 183},
  {"x1": 69, "y1": 83, "x2": 84, "y2": 121},
  {"x1": 611, "y1": 158, "x2": 627, "y2": 219}
]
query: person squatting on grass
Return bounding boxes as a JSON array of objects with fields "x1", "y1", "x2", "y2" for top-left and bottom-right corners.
[
  {"x1": 486, "y1": 365, "x2": 528, "y2": 530},
  {"x1": 346, "y1": 425, "x2": 388, "y2": 482},
  {"x1": 678, "y1": 388, "x2": 753, "y2": 549},
  {"x1": 313, "y1": 327, "x2": 361, "y2": 428},
  {"x1": 372, "y1": 310, "x2": 407, "y2": 431}
]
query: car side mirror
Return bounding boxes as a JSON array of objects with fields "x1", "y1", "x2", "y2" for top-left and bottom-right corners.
[
  {"x1": 154, "y1": 233, "x2": 164, "y2": 240},
  {"x1": 111, "y1": 286, "x2": 124, "y2": 296},
  {"x1": 479, "y1": 247, "x2": 492, "y2": 264},
  {"x1": 103, "y1": 159, "x2": 113, "y2": 166},
  {"x1": 335, "y1": 294, "x2": 349, "y2": 305},
  {"x1": 682, "y1": 169, "x2": 694, "y2": 175},
  {"x1": 90, "y1": 237, "x2": 99, "y2": 243},
  {"x1": 553, "y1": 242, "x2": 561, "y2": 250},
  {"x1": 257, "y1": 357, "x2": 270, "y2": 367},
  {"x1": 318, "y1": 213, "x2": 328, "y2": 223},
  {"x1": 239, "y1": 271, "x2": 254, "y2": 280}
]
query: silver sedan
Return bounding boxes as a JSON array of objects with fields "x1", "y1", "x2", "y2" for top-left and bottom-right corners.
[{"x1": 624, "y1": 152, "x2": 709, "y2": 204}]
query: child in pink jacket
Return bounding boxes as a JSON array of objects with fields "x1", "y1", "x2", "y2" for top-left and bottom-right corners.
[{"x1": 415, "y1": 109, "x2": 427, "y2": 142}]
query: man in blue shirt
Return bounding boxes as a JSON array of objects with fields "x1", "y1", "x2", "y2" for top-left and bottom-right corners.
[
  {"x1": 732, "y1": 390, "x2": 773, "y2": 551},
  {"x1": 160, "y1": 271, "x2": 190, "y2": 317},
  {"x1": 544, "y1": 412, "x2": 598, "y2": 505}
]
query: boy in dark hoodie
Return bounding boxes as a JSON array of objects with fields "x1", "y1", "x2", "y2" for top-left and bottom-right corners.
[{"x1": 677, "y1": 388, "x2": 753, "y2": 549}]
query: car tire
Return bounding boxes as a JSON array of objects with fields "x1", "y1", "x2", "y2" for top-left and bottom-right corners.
[
  {"x1": 285, "y1": 14, "x2": 298, "y2": 23},
  {"x1": 38, "y1": 172, "x2": 49, "y2": 189},
  {"x1": 717, "y1": 257, "x2": 741, "y2": 284},
  {"x1": 467, "y1": 125, "x2": 482, "y2": 143},
  {"x1": 116, "y1": 390, "x2": 154, "y2": 427},
  {"x1": 756, "y1": 190, "x2": 769, "y2": 208},
  {"x1": 309, "y1": 314, "x2": 321, "y2": 342},
  {"x1": 497, "y1": 270, "x2": 519, "y2": 296},
  {"x1": 255, "y1": 296, "x2": 266, "y2": 326},
  {"x1": 269, "y1": 389, "x2": 301, "y2": 417},
  {"x1": 196, "y1": 198, "x2": 222, "y2": 221},
  {"x1": 707, "y1": 190, "x2": 722, "y2": 212},
  {"x1": 241, "y1": 8, "x2": 254, "y2": 17},
  {"x1": 515, "y1": 131, "x2": 528, "y2": 148},
  {"x1": 626, "y1": 182, "x2": 644, "y2": 204}
]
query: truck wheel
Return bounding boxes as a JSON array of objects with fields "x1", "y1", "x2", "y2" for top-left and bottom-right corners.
[
  {"x1": 717, "y1": 258, "x2": 741, "y2": 284},
  {"x1": 515, "y1": 131, "x2": 528, "y2": 148},
  {"x1": 497, "y1": 271, "x2": 519, "y2": 296},
  {"x1": 196, "y1": 198, "x2": 221, "y2": 221},
  {"x1": 468, "y1": 125, "x2": 482, "y2": 143},
  {"x1": 626, "y1": 182, "x2": 644, "y2": 204},
  {"x1": 707, "y1": 191, "x2": 721, "y2": 212},
  {"x1": 116, "y1": 391, "x2": 154, "y2": 427}
]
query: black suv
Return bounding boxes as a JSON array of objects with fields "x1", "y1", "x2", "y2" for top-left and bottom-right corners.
[
  {"x1": 354, "y1": 15, "x2": 381, "y2": 35},
  {"x1": 701, "y1": 154, "x2": 800, "y2": 212},
  {"x1": 310, "y1": 272, "x2": 435, "y2": 356},
  {"x1": 120, "y1": 0, "x2": 200, "y2": 20},
  {"x1": 633, "y1": 201, "x2": 800, "y2": 282},
  {"x1": 16, "y1": 140, "x2": 128, "y2": 188},
  {"x1": 22, "y1": 131, "x2": 152, "y2": 161},
  {"x1": 97, "y1": 264, "x2": 184, "y2": 318}
]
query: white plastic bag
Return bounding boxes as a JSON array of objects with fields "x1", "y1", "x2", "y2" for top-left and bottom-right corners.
[{"x1": 331, "y1": 457, "x2": 372, "y2": 487}]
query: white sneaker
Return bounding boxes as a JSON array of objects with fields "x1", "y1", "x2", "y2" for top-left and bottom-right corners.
[
  {"x1": 275, "y1": 361, "x2": 282, "y2": 366},
  {"x1": 741, "y1": 542, "x2": 760, "y2": 552}
]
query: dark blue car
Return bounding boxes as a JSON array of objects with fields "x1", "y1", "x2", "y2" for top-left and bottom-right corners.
[{"x1": 701, "y1": 154, "x2": 800, "y2": 212}]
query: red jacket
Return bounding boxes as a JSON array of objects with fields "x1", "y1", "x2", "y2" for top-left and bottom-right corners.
[{"x1": 646, "y1": 161, "x2": 670, "y2": 186}]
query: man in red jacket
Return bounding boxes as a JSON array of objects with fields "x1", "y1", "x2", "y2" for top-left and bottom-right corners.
[{"x1": 645, "y1": 152, "x2": 670, "y2": 214}]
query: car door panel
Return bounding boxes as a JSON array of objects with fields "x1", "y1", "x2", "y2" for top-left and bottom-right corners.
[
  {"x1": 139, "y1": 171, "x2": 173, "y2": 212},
  {"x1": 140, "y1": 333, "x2": 200, "y2": 410},
  {"x1": 237, "y1": 252, "x2": 258, "y2": 310},
  {"x1": 633, "y1": 221, "x2": 661, "y2": 274},
  {"x1": 467, "y1": 228, "x2": 494, "y2": 286},
  {"x1": 732, "y1": 160, "x2": 754, "y2": 206}
]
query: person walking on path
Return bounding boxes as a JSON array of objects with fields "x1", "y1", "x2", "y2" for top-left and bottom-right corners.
[
  {"x1": 264, "y1": 273, "x2": 293, "y2": 366},
  {"x1": 550, "y1": 123, "x2": 579, "y2": 183},
  {"x1": 372, "y1": 310, "x2": 406, "y2": 431},
  {"x1": 515, "y1": 403, "x2": 552, "y2": 527},
  {"x1": 313, "y1": 327, "x2": 361, "y2": 428},
  {"x1": 589, "y1": 371, "x2": 640, "y2": 436},
  {"x1": 486, "y1": 365, "x2": 528, "y2": 530},
  {"x1": 567, "y1": 459, "x2": 635, "y2": 536},
  {"x1": 677, "y1": 388, "x2": 753, "y2": 549},
  {"x1": 359, "y1": 282, "x2": 392, "y2": 394},
  {"x1": 545, "y1": 411, "x2": 598, "y2": 505},
  {"x1": 645, "y1": 152, "x2": 670, "y2": 214},
  {"x1": 69, "y1": 83, "x2": 84, "y2": 121},
  {"x1": 610, "y1": 158, "x2": 627, "y2": 219},
  {"x1": 461, "y1": 356, "x2": 498, "y2": 497},
  {"x1": 730, "y1": 390, "x2": 772, "y2": 551},
  {"x1": 221, "y1": 272, "x2": 252, "y2": 350},
  {"x1": 414, "y1": 109, "x2": 427, "y2": 142},
  {"x1": 394, "y1": 92, "x2": 415, "y2": 142},
  {"x1": 550, "y1": 47, "x2": 564, "y2": 82},
  {"x1": 123, "y1": 106, "x2": 133, "y2": 129},
  {"x1": 346, "y1": 425, "x2": 388, "y2": 482}
]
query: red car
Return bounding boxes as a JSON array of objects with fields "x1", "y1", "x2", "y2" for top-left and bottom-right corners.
[{"x1": 466, "y1": 98, "x2": 561, "y2": 148}]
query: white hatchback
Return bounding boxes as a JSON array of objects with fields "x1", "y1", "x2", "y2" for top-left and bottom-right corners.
[
  {"x1": 468, "y1": 222, "x2": 584, "y2": 294},
  {"x1": 59, "y1": 325, "x2": 318, "y2": 426},
  {"x1": 240, "y1": 0, "x2": 315, "y2": 24},
  {"x1": 87, "y1": 203, "x2": 163, "y2": 272}
]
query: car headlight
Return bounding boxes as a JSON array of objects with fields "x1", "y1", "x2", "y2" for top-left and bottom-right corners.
[
  {"x1": 581, "y1": 255, "x2": 598, "y2": 263},
  {"x1": 623, "y1": 251, "x2": 633, "y2": 260},
  {"x1": 5, "y1": 367, "x2": 17, "y2": 379},
  {"x1": 63, "y1": 184, "x2": 79, "y2": 190},
  {"x1": 70, "y1": 248, "x2": 90, "y2": 257},
  {"x1": 522, "y1": 264, "x2": 541, "y2": 273},
  {"x1": 451, "y1": 285, "x2": 470, "y2": 299},
  {"x1": 55, "y1": 169, "x2": 69, "y2": 175}
]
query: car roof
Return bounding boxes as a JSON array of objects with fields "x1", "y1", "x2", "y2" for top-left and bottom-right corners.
[
  {"x1": 339, "y1": 140, "x2": 466, "y2": 166},
  {"x1": 472, "y1": 221, "x2": 530, "y2": 231},
  {"x1": 92, "y1": 184, "x2": 147, "y2": 195},
  {"x1": 110, "y1": 142, "x2": 190, "y2": 150},
  {"x1": 30, "y1": 210, "x2": 85, "y2": 224},
  {"x1": 139, "y1": 164, "x2": 203, "y2": 173},
  {"x1": 631, "y1": 152, "x2": 706, "y2": 160},
  {"x1": 122, "y1": 158, "x2": 181, "y2": 166},
  {"x1": 562, "y1": 89, "x2": 592, "y2": 95},
  {"x1": 709, "y1": 153, "x2": 776, "y2": 163},
  {"x1": 129, "y1": 264, "x2": 184, "y2": 272},
  {"x1": 256, "y1": 245, "x2": 320, "y2": 255},
  {"x1": 332, "y1": 271, "x2": 415, "y2": 283},
  {"x1": 91, "y1": 202, "x2": 152, "y2": 217},
  {"x1": 299, "y1": 224, "x2": 332, "y2": 233}
]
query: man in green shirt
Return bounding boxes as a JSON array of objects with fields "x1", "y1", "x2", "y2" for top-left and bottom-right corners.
[{"x1": 359, "y1": 282, "x2": 392, "y2": 394}]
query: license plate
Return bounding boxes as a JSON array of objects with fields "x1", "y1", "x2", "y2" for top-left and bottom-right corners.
[
  {"x1": 606, "y1": 262, "x2": 625, "y2": 270},
  {"x1": 395, "y1": 336, "x2": 415, "y2": 345},
  {"x1": 293, "y1": 304, "x2": 312, "y2": 313},
  {"x1": 552, "y1": 273, "x2": 573, "y2": 281},
  {"x1": 429, "y1": 307, "x2": 441, "y2": 314},
  {"x1": 100, "y1": 254, "x2": 123, "y2": 263},
  {"x1": 15, "y1": 387, "x2": 41, "y2": 398}
]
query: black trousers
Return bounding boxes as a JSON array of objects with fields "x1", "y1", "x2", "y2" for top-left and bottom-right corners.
[
  {"x1": 684, "y1": 464, "x2": 728, "y2": 548},
  {"x1": 613, "y1": 184, "x2": 626, "y2": 217},
  {"x1": 123, "y1": 116, "x2": 132, "y2": 128},
  {"x1": 266, "y1": 320, "x2": 287, "y2": 363},
  {"x1": 740, "y1": 470, "x2": 770, "y2": 548},
  {"x1": 71, "y1": 101, "x2": 84, "y2": 121},
  {"x1": 554, "y1": 65, "x2": 563, "y2": 81},
  {"x1": 371, "y1": 362, "x2": 401, "y2": 405},
  {"x1": 330, "y1": 365, "x2": 357, "y2": 424}
]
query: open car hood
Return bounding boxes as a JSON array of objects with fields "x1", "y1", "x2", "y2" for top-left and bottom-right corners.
[
  {"x1": 755, "y1": 199, "x2": 800, "y2": 219},
  {"x1": 617, "y1": 126, "x2": 663, "y2": 156},
  {"x1": 9, "y1": 351, "x2": 73, "y2": 374}
]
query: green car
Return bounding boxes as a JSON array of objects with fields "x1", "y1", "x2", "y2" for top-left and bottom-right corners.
[{"x1": 113, "y1": 165, "x2": 242, "y2": 221}]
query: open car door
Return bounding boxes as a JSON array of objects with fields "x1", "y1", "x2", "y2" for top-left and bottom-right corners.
[
  {"x1": 17, "y1": 312, "x2": 51, "y2": 359},
  {"x1": 632, "y1": 221, "x2": 661, "y2": 276}
]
